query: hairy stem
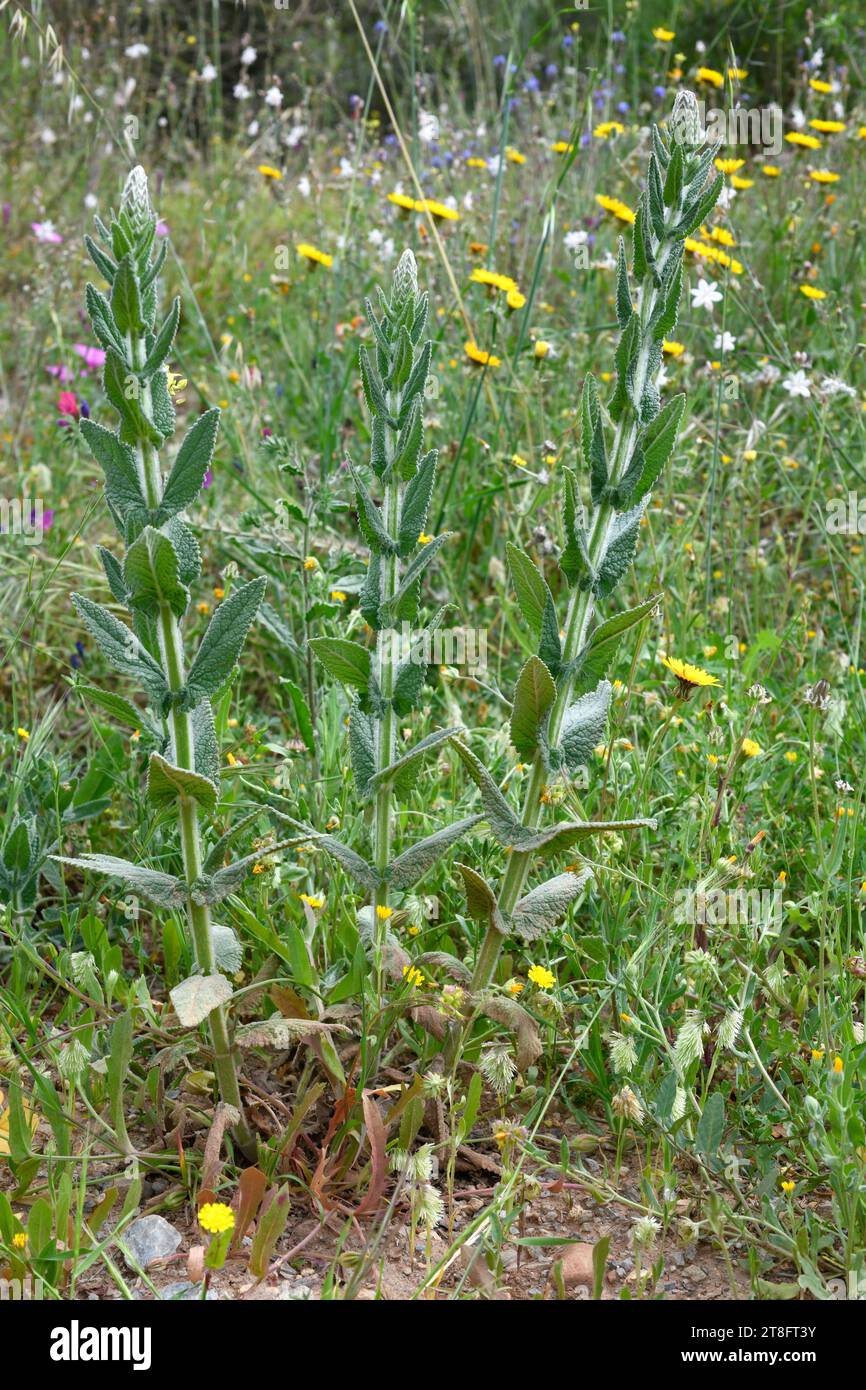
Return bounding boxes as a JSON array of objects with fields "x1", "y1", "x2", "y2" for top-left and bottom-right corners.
[
  {"x1": 470, "y1": 196, "x2": 684, "y2": 993},
  {"x1": 372, "y1": 390, "x2": 402, "y2": 987},
  {"x1": 133, "y1": 333, "x2": 255, "y2": 1159}
]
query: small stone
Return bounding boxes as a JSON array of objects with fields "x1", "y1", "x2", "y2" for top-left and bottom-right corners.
[
  {"x1": 558, "y1": 1242, "x2": 595, "y2": 1288},
  {"x1": 123, "y1": 1214, "x2": 182, "y2": 1270}
]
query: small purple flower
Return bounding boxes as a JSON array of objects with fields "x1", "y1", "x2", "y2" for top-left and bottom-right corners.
[
  {"x1": 73, "y1": 343, "x2": 106, "y2": 371},
  {"x1": 545, "y1": 64, "x2": 558, "y2": 79},
  {"x1": 2, "y1": 203, "x2": 11, "y2": 227},
  {"x1": 203, "y1": 469, "x2": 213, "y2": 489},
  {"x1": 562, "y1": 35, "x2": 573, "y2": 48}
]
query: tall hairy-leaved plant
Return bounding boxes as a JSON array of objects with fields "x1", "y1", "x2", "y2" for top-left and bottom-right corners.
[
  {"x1": 451, "y1": 93, "x2": 723, "y2": 1011},
  {"x1": 261, "y1": 251, "x2": 479, "y2": 989},
  {"x1": 55, "y1": 168, "x2": 280, "y2": 1157}
]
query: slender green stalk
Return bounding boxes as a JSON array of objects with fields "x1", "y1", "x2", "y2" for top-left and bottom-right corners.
[
  {"x1": 61, "y1": 167, "x2": 268, "y2": 1159},
  {"x1": 466, "y1": 93, "x2": 724, "y2": 993}
]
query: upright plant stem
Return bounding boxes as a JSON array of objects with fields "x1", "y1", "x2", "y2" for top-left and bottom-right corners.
[
  {"x1": 132, "y1": 332, "x2": 254, "y2": 1158},
  {"x1": 372, "y1": 391, "x2": 403, "y2": 986},
  {"x1": 470, "y1": 197, "x2": 685, "y2": 993}
]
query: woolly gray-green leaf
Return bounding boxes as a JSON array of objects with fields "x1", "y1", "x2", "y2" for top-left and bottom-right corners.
[
  {"x1": 398, "y1": 450, "x2": 438, "y2": 556},
  {"x1": 385, "y1": 815, "x2": 482, "y2": 892},
  {"x1": 170, "y1": 973, "x2": 233, "y2": 1028},
  {"x1": 52, "y1": 852, "x2": 186, "y2": 908},
  {"x1": 511, "y1": 868, "x2": 593, "y2": 942},
  {"x1": 72, "y1": 593, "x2": 168, "y2": 702},
  {"x1": 506, "y1": 543, "x2": 550, "y2": 638},
  {"x1": 511, "y1": 656, "x2": 556, "y2": 760},
  {"x1": 569, "y1": 594, "x2": 661, "y2": 696},
  {"x1": 557, "y1": 680, "x2": 612, "y2": 774},
  {"x1": 367, "y1": 725, "x2": 461, "y2": 797},
  {"x1": 147, "y1": 752, "x2": 218, "y2": 813},
  {"x1": 593, "y1": 500, "x2": 647, "y2": 599},
  {"x1": 123, "y1": 525, "x2": 189, "y2": 619},
  {"x1": 79, "y1": 420, "x2": 148, "y2": 525},
  {"x1": 309, "y1": 636, "x2": 371, "y2": 691},
  {"x1": 141, "y1": 296, "x2": 180, "y2": 377},
  {"x1": 159, "y1": 408, "x2": 220, "y2": 517},
  {"x1": 185, "y1": 576, "x2": 267, "y2": 704}
]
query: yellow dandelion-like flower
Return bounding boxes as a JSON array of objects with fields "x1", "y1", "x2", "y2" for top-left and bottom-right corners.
[
  {"x1": 418, "y1": 532, "x2": 433, "y2": 544},
  {"x1": 296, "y1": 242, "x2": 333, "y2": 268},
  {"x1": 303, "y1": 555, "x2": 318, "y2": 570},
  {"x1": 199, "y1": 1202, "x2": 236, "y2": 1235},
  {"x1": 257, "y1": 164, "x2": 283, "y2": 180},
  {"x1": 470, "y1": 267, "x2": 518, "y2": 293},
  {"x1": 466, "y1": 156, "x2": 488, "y2": 169},
  {"x1": 550, "y1": 141, "x2": 575, "y2": 155},
  {"x1": 376, "y1": 904, "x2": 394, "y2": 920},
  {"x1": 505, "y1": 146, "x2": 526, "y2": 164},
  {"x1": 528, "y1": 964, "x2": 556, "y2": 990},
  {"x1": 785, "y1": 132, "x2": 822, "y2": 150},
  {"x1": 402, "y1": 964, "x2": 425, "y2": 988},
  {"x1": 659, "y1": 656, "x2": 720, "y2": 699},
  {"x1": 705, "y1": 225, "x2": 736, "y2": 247},
  {"x1": 780, "y1": 1180, "x2": 796, "y2": 1194},
  {"x1": 330, "y1": 589, "x2": 348, "y2": 602},
  {"x1": 12, "y1": 1231, "x2": 27, "y2": 1249},
  {"x1": 741, "y1": 738, "x2": 762, "y2": 758},
  {"x1": 594, "y1": 121, "x2": 625, "y2": 139},
  {"x1": 811, "y1": 1049, "x2": 824, "y2": 1061},
  {"x1": 696, "y1": 67, "x2": 724, "y2": 88},
  {"x1": 715, "y1": 157, "x2": 745, "y2": 174},
  {"x1": 728, "y1": 67, "x2": 748, "y2": 80},
  {"x1": 809, "y1": 78, "x2": 833, "y2": 94},
  {"x1": 809, "y1": 170, "x2": 840, "y2": 184},
  {"x1": 809, "y1": 119, "x2": 846, "y2": 133},
  {"x1": 799, "y1": 285, "x2": 827, "y2": 300},
  {"x1": 464, "y1": 341, "x2": 501, "y2": 367},
  {"x1": 414, "y1": 198, "x2": 459, "y2": 221},
  {"x1": 731, "y1": 175, "x2": 753, "y2": 189},
  {"x1": 505, "y1": 978, "x2": 525, "y2": 995},
  {"x1": 506, "y1": 287, "x2": 526, "y2": 310},
  {"x1": 17, "y1": 727, "x2": 30, "y2": 741},
  {"x1": 534, "y1": 340, "x2": 551, "y2": 359},
  {"x1": 662, "y1": 339, "x2": 685, "y2": 356},
  {"x1": 299, "y1": 893, "x2": 324, "y2": 909},
  {"x1": 652, "y1": 27, "x2": 675, "y2": 41},
  {"x1": 595, "y1": 193, "x2": 635, "y2": 225},
  {"x1": 833, "y1": 1055, "x2": 844, "y2": 1073},
  {"x1": 387, "y1": 191, "x2": 416, "y2": 211}
]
